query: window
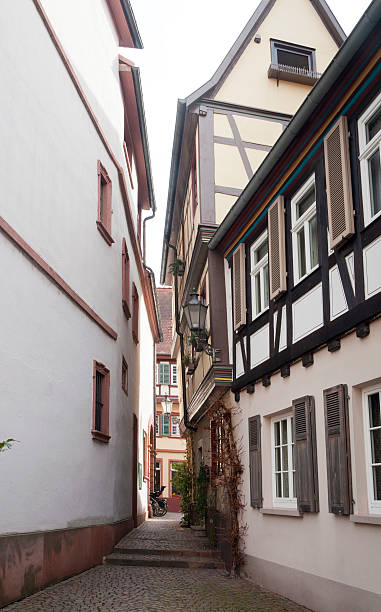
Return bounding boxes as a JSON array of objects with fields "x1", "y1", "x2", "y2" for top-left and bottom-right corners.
[
  {"x1": 291, "y1": 175, "x2": 318, "y2": 283},
  {"x1": 155, "y1": 414, "x2": 160, "y2": 436},
  {"x1": 250, "y1": 231, "x2": 269, "y2": 318},
  {"x1": 122, "y1": 238, "x2": 131, "y2": 319},
  {"x1": 170, "y1": 461, "x2": 183, "y2": 496},
  {"x1": 143, "y1": 430, "x2": 148, "y2": 480},
  {"x1": 268, "y1": 39, "x2": 318, "y2": 85},
  {"x1": 363, "y1": 387, "x2": 381, "y2": 514},
  {"x1": 358, "y1": 93, "x2": 381, "y2": 226},
  {"x1": 97, "y1": 161, "x2": 113, "y2": 245},
  {"x1": 161, "y1": 413, "x2": 170, "y2": 436},
  {"x1": 158, "y1": 363, "x2": 171, "y2": 385},
  {"x1": 154, "y1": 460, "x2": 161, "y2": 490},
  {"x1": 92, "y1": 361, "x2": 110, "y2": 442},
  {"x1": 171, "y1": 415, "x2": 180, "y2": 437},
  {"x1": 272, "y1": 414, "x2": 296, "y2": 508},
  {"x1": 171, "y1": 364, "x2": 178, "y2": 385},
  {"x1": 132, "y1": 282, "x2": 139, "y2": 344},
  {"x1": 122, "y1": 357, "x2": 128, "y2": 395}
]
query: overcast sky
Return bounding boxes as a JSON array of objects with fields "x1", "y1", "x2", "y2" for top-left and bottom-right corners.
[{"x1": 127, "y1": 0, "x2": 371, "y2": 281}]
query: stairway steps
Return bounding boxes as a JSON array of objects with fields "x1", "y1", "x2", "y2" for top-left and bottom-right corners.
[
  {"x1": 113, "y1": 547, "x2": 219, "y2": 558},
  {"x1": 104, "y1": 552, "x2": 225, "y2": 569}
]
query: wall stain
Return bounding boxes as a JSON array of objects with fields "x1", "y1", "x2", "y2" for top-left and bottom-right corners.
[{"x1": 21, "y1": 564, "x2": 41, "y2": 598}]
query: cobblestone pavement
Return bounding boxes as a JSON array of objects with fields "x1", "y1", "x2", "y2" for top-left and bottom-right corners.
[{"x1": 4, "y1": 516, "x2": 310, "y2": 612}]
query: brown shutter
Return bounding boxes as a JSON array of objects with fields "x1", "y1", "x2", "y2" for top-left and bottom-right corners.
[
  {"x1": 248, "y1": 415, "x2": 262, "y2": 508},
  {"x1": 132, "y1": 282, "x2": 139, "y2": 344},
  {"x1": 324, "y1": 116, "x2": 354, "y2": 250},
  {"x1": 232, "y1": 243, "x2": 246, "y2": 330},
  {"x1": 323, "y1": 384, "x2": 352, "y2": 515},
  {"x1": 292, "y1": 396, "x2": 319, "y2": 513},
  {"x1": 268, "y1": 196, "x2": 286, "y2": 300}
]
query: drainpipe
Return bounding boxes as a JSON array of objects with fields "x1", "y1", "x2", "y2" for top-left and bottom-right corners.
[{"x1": 166, "y1": 240, "x2": 196, "y2": 432}]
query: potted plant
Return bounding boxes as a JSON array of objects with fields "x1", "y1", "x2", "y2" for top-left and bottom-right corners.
[{"x1": 169, "y1": 258, "x2": 185, "y2": 277}]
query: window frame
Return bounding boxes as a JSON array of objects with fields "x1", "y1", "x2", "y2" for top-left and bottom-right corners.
[
  {"x1": 171, "y1": 364, "x2": 178, "y2": 385},
  {"x1": 271, "y1": 413, "x2": 297, "y2": 509},
  {"x1": 158, "y1": 362, "x2": 171, "y2": 385},
  {"x1": 250, "y1": 230, "x2": 269, "y2": 320},
  {"x1": 96, "y1": 161, "x2": 114, "y2": 246},
  {"x1": 154, "y1": 459, "x2": 162, "y2": 491},
  {"x1": 363, "y1": 385, "x2": 381, "y2": 515},
  {"x1": 122, "y1": 238, "x2": 131, "y2": 319},
  {"x1": 270, "y1": 39, "x2": 316, "y2": 72},
  {"x1": 92, "y1": 361, "x2": 111, "y2": 443},
  {"x1": 155, "y1": 414, "x2": 160, "y2": 436},
  {"x1": 132, "y1": 282, "x2": 139, "y2": 344},
  {"x1": 143, "y1": 430, "x2": 148, "y2": 480},
  {"x1": 121, "y1": 356, "x2": 128, "y2": 395},
  {"x1": 171, "y1": 414, "x2": 180, "y2": 437},
  {"x1": 358, "y1": 92, "x2": 381, "y2": 227},
  {"x1": 161, "y1": 413, "x2": 170, "y2": 436},
  {"x1": 291, "y1": 174, "x2": 319, "y2": 285},
  {"x1": 169, "y1": 460, "x2": 184, "y2": 496}
]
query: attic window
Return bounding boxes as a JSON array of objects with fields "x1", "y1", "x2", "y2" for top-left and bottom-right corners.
[{"x1": 268, "y1": 39, "x2": 320, "y2": 86}]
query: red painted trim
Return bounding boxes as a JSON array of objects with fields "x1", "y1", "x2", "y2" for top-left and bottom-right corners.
[
  {"x1": 123, "y1": 140, "x2": 134, "y2": 189},
  {"x1": 157, "y1": 448, "x2": 186, "y2": 454},
  {"x1": 105, "y1": 0, "x2": 136, "y2": 48},
  {"x1": 132, "y1": 282, "x2": 139, "y2": 344},
  {"x1": 92, "y1": 361, "x2": 111, "y2": 442},
  {"x1": 155, "y1": 457, "x2": 163, "y2": 488},
  {"x1": 30, "y1": 0, "x2": 160, "y2": 343},
  {"x1": 97, "y1": 160, "x2": 113, "y2": 245},
  {"x1": 143, "y1": 429, "x2": 148, "y2": 480},
  {"x1": 122, "y1": 238, "x2": 131, "y2": 318},
  {"x1": 0, "y1": 216, "x2": 117, "y2": 340}
]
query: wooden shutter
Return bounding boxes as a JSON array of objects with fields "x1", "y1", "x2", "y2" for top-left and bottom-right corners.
[
  {"x1": 232, "y1": 243, "x2": 246, "y2": 330},
  {"x1": 324, "y1": 116, "x2": 354, "y2": 250},
  {"x1": 292, "y1": 396, "x2": 319, "y2": 513},
  {"x1": 268, "y1": 196, "x2": 286, "y2": 300},
  {"x1": 323, "y1": 384, "x2": 352, "y2": 515},
  {"x1": 248, "y1": 415, "x2": 262, "y2": 508},
  {"x1": 132, "y1": 282, "x2": 139, "y2": 344}
]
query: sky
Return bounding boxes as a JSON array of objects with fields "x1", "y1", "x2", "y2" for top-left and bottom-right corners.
[{"x1": 127, "y1": 0, "x2": 372, "y2": 281}]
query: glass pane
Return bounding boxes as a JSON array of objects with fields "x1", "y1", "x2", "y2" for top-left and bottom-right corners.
[
  {"x1": 274, "y1": 421, "x2": 280, "y2": 446},
  {"x1": 371, "y1": 429, "x2": 381, "y2": 464},
  {"x1": 309, "y1": 214, "x2": 318, "y2": 268},
  {"x1": 297, "y1": 227, "x2": 306, "y2": 278},
  {"x1": 369, "y1": 149, "x2": 381, "y2": 217},
  {"x1": 276, "y1": 473, "x2": 282, "y2": 497},
  {"x1": 283, "y1": 473, "x2": 289, "y2": 498},
  {"x1": 275, "y1": 447, "x2": 281, "y2": 471},
  {"x1": 366, "y1": 106, "x2": 381, "y2": 143},
  {"x1": 277, "y1": 49, "x2": 310, "y2": 70},
  {"x1": 255, "y1": 273, "x2": 261, "y2": 315},
  {"x1": 263, "y1": 264, "x2": 269, "y2": 309},
  {"x1": 372, "y1": 466, "x2": 381, "y2": 500},
  {"x1": 281, "y1": 420, "x2": 288, "y2": 444},
  {"x1": 255, "y1": 239, "x2": 268, "y2": 263},
  {"x1": 369, "y1": 393, "x2": 381, "y2": 428},
  {"x1": 296, "y1": 185, "x2": 315, "y2": 219},
  {"x1": 282, "y1": 445, "x2": 288, "y2": 470}
]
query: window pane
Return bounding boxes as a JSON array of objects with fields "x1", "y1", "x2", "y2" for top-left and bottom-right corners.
[
  {"x1": 369, "y1": 393, "x2": 381, "y2": 428},
  {"x1": 309, "y1": 214, "x2": 318, "y2": 268},
  {"x1": 283, "y1": 473, "x2": 289, "y2": 498},
  {"x1": 263, "y1": 264, "x2": 269, "y2": 309},
  {"x1": 296, "y1": 185, "x2": 315, "y2": 219},
  {"x1": 255, "y1": 273, "x2": 261, "y2": 314},
  {"x1": 369, "y1": 149, "x2": 381, "y2": 217},
  {"x1": 275, "y1": 447, "x2": 281, "y2": 471},
  {"x1": 366, "y1": 106, "x2": 381, "y2": 143},
  {"x1": 277, "y1": 49, "x2": 309, "y2": 70},
  {"x1": 276, "y1": 473, "x2": 282, "y2": 497},
  {"x1": 372, "y1": 466, "x2": 381, "y2": 500},
  {"x1": 255, "y1": 239, "x2": 268, "y2": 263},
  {"x1": 274, "y1": 421, "x2": 280, "y2": 445},
  {"x1": 282, "y1": 445, "x2": 288, "y2": 470},
  {"x1": 297, "y1": 227, "x2": 306, "y2": 278},
  {"x1": 371, "y1": 429, "x2": 381, "y2": 464},
  {"x1": 281, "y1": 419, "x2": 288, "y2": 444}
]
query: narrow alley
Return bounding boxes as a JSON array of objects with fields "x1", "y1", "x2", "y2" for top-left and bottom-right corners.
[{"x1": 4, "y1": 516, "x2": 309, "y2": 612}]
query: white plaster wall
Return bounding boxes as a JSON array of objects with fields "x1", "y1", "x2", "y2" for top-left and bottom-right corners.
[
  {"x1": 233, "y1": 317, "x2": 381, "y2": 596},
  {"x1": 0, "y1": 0, "x2": 154, "y2": 532}
]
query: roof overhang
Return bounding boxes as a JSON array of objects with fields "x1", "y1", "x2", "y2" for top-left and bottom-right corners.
[
  {"x1": 119, "y1": 56, "x2": 155, "y2": 211},
  {"x1": 106, "y1": 0, "x2": 143, "y2": 48}
]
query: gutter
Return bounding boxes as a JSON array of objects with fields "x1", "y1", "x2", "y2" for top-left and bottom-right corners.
[{"x1": 209, "y1": 0, "x2": 381, "y2": 251}]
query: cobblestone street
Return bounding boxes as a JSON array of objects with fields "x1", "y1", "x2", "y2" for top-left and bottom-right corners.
[{"x1": 4, "y1": 515, "x2": 309, "y2": 612}]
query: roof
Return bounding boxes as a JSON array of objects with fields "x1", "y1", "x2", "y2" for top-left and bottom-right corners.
[
  {"x1": 160, "y1": 0, "x2": 346, "y2": 283},
  {"x1": 209, "y1": 0, "x2": 381, "y2": 253},
  {"x1": 106, "y1": 0, "x2": 143, "y2": 49},
  {"x1": 156, "y1": 288, "x2": 173, "y2": 355}
]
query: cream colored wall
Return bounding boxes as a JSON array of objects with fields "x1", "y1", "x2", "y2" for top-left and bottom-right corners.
[
  {"x1": 233, "y1": 317, "x2": 381, "y2": 595},
  {"x1": 214, "y1": 0, "x2": 339, "y2": 113},
  {"x1": 215, "y1": 193, "x2": 237, "y2": 224}
]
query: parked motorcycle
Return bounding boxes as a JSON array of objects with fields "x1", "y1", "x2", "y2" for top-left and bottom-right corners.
[{"x1": 150, "y1": 485, "x2": 168, "y2": 517}]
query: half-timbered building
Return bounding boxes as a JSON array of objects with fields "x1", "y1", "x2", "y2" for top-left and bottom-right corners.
[{"x1": 210, "y1": 1, "x2": 381, "y2": 609}]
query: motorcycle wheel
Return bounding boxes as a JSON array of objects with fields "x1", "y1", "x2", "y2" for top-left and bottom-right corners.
[{"x1": 155, "y1": 506, "x2": 167, "y2": 517}]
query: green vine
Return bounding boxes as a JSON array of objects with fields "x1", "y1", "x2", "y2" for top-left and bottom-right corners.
[
  {"x1": 172, "y1": 460, "x2": 192, "y2": 527},
  {"x1": 0, "y1": 439, "x2": 17, "y2": 453}
]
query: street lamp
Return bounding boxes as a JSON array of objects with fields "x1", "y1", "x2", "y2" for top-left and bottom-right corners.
[
  {"x1": 161, "y1": 394, "x2": 173, "y2": 415},
  {"x1": 183, "y1": 289, "x2": 220, "y2": 362}
]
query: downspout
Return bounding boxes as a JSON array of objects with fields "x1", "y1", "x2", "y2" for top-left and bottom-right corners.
[{"x1": 167, "y1": 240, "x2": 197, "y2": 432}]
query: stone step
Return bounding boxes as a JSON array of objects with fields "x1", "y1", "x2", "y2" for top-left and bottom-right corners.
[
  {"x1": 113, "y1": 546, "x2": 219, "y2": 558},
  {"x1": 104, "y1": 552, "x2": 225, "y2": 569}
]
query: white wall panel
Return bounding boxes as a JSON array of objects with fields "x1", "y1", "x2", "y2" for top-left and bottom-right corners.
[
  {"x1": 364, "y1": 236, "x2": 381, "y2": 298},
  {"x1": 292, "y1": 283, "x2": 323, "y2": 343},
  {"x1": 235, "y1": 338, "x2": 246, "y2": 378},
  {"x1": 250, "y1": 324, "x2": 270, "y2": 368},
  {"x1": 329, "y1": 265, "x2": 348, "y2": 320},
  {"x1": 346, "y1": 252, "x2": 355, "y2": 291}
]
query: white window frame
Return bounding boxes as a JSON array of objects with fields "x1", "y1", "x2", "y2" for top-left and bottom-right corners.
[
  {"x1": 358, "y1": 92, "x2": 381, "y2": 227},
  {"x1": 291, "y1": 174, "x2": 318, "y2": 285},
  {"x1": 155, "y1": 414, "x2": 160, "y2": 436},
  {"x1": 171, "y1": 364, "x2": 178, "y2": 385},
  {"x1": 250, "y1": 230, "x2": 269, "y2": 320},
  {"x1": 271, "y1": 413, "x2": 297, "y2": 509},
  {"x1": 158, "y1": 362, "x2": 171, "y2": 385},
  {"x1": 171, "y1": 415, "x2": 180, "y2": 437},
  {"x1": 363, "y1": 385, "x2": 381, "y2": 515}
]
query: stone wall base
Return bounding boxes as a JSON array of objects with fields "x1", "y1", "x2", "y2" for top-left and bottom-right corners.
[
  {"x1": 0, "y1": 515, "x2": 141, "y2": 608},
  {"x1": 242, "y1": 554, "x2": 381, "y2": 612}
]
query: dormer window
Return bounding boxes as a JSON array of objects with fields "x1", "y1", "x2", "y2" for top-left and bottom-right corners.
[{"x1": 268, "y1": 40, "x2": 320, "y2": 85}]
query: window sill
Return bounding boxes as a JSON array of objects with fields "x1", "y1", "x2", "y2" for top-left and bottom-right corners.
[
  {"x1": 350, "y1": 514, "x2": 381, "y2": 525},
  {"x1": 96, "y1": 220, "x2": 114, "y2": 246},
  {"x1": 122, "y1": 299, "x2": 131, "y2": 319},
  {"x1": 91, "y1": 429, "x2": 111, "y2": 443},
  {"x1": 261, "y1": 508, "x2": 302, "y2": 517},
  {"x1": 268, "y1": 63, "x2": 320, "y2": 85}
]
